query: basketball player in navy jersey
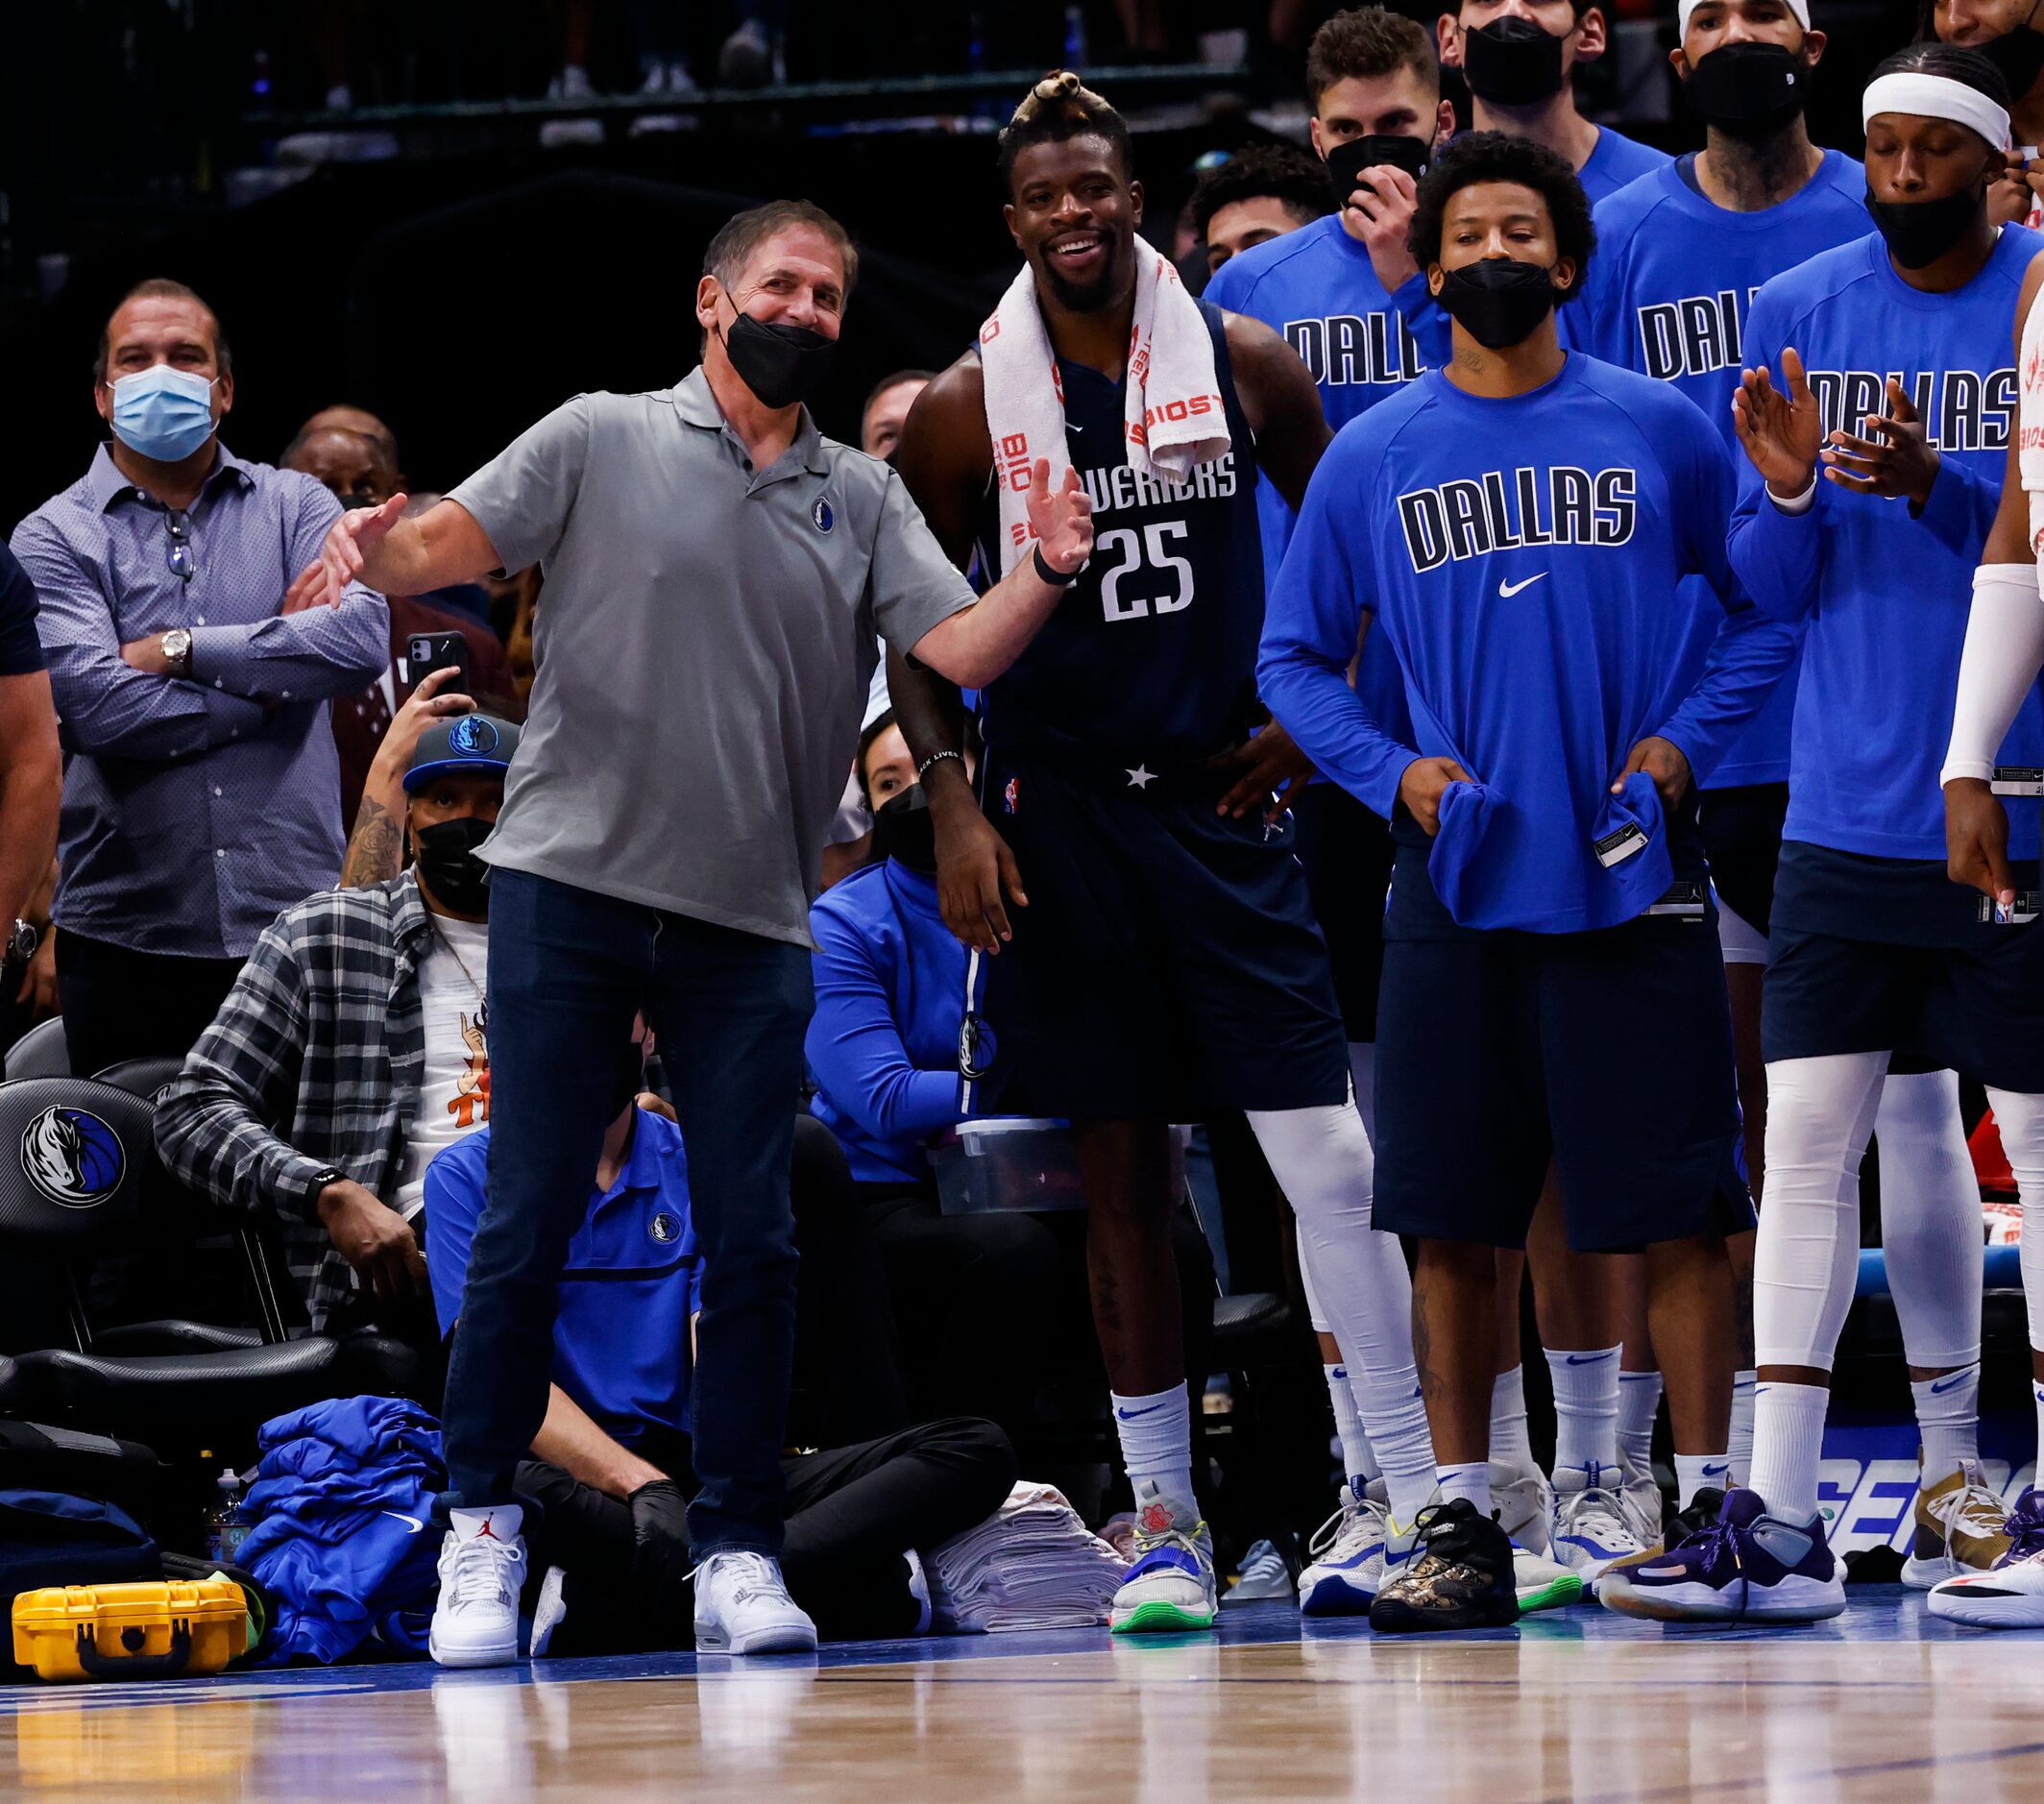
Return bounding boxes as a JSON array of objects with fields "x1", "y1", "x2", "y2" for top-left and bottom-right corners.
[{"x1": 890, "y1": 74, "x2": 1440, "y2": 1633}]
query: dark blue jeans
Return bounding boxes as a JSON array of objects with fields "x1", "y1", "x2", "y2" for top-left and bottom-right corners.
[{"x1": 441, "y1": 868, "x2": 812, "y2": 1557}]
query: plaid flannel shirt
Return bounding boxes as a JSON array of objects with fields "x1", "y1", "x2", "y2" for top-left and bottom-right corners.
[{"x1": 155, "y1": 873, "x2": 435, "y2": 1330}]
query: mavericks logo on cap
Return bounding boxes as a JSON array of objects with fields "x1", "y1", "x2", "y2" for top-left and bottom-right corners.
[
  {"x1": 20, "y1": 1106, "x2": 126, "y2": 1208},
  {"x1": 812, "y1": 498, "x2": 835, "y2": 534},
  {"x1": 449, "y1": 717, "x2": 500, "y2": 757}
]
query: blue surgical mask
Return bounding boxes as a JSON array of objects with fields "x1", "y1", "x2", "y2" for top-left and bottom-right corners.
[{"x1": 109, "y1": 365, "x2": 218, "y2": 463}]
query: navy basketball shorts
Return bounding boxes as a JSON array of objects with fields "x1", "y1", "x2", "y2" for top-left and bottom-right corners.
[
  {"x1": 963, "y1": 746, "x2": 1351, "y2": 1120},
  {"x1": 1764, "y1": 840, "x2": 2044, "y2": 1093},
  {"x1": 1373, "y1": 819, "x2": 1750, "y2": 1254},
  {"x1": 1697, "y1": 780, "x2": 1788, "y2": 939},
  {"x1": 1289, "y1": 779, "x2": 1394, "y2": 1044}
]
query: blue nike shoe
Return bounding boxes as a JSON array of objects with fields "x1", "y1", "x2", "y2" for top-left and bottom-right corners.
[
  {"x1": 1109, "y1": 1484, "x2": 1218, "y2": 1634},
  {"x1": 1597, "y1": 1486, "x2": 1844, "y2": 1622}
]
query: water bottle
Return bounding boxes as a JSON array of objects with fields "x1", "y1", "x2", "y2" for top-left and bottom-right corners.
[
  {"x1": 1064, "y1": 6, "x2": 1088, "y2": 70},
  {"x1": 203, "y1": 1468, "x2": 252, "y2": 1566}
]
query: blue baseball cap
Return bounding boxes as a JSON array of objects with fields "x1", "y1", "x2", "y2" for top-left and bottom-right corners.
[{"x1": 403, "y1": 714, "x2": 520, "y2": 792}]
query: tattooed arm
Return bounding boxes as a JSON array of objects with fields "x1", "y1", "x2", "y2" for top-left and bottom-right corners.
[{"x1": 339, "y1": 666, "x2": 473, "y2": 890}]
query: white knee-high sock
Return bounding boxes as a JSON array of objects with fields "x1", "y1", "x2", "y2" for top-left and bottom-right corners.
[
  {"x1": 1250, "y1": 1092, "x2": 1433, "y2": 1529},
  {"x1": 1618, "y1": 1369, "x2": 1665, "y2": 1473},
  {"x1": 1876, "y1": 1070, "x2": 1984, "y2": 1376},
  {"x1": 1299, "y1": 1223, "x2": 1378, "y2": 1492},
  {"x1": 1984, "y1": 1087, "x2": 2044, "y2": 1467},
  {"x1": 1750, "y1": 1052, "x2": 1887, "y2": 1520},
  {"x1": 1492, "y1": 1365, "x2": 1535, "y2": 1471},
  {"x1": 1546, "y1": 1347, "x2": 1622, "y2": 1476},
  {"x1": 1111, "y1": 1384, "x2": 1194, "y2": 1509}
]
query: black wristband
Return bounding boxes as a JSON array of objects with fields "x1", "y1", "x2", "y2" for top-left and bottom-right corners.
[{"x1": 1034, "y1": 543, "x2": 1082, "y2": 587}]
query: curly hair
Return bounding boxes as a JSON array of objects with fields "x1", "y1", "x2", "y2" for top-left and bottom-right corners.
[
  {"x1": 1189, "y1": 144, "x2": 1335, "y2": 243},
  {"x1": 1408, "y1": 131, "x2": 1595, "y2": 303},
  {"x1": 997, "y1": 70, "x2": 1133, "y2": 196},
  {"x1": 1305, "y1": 8, "x2": 1439, "y2": 108}
]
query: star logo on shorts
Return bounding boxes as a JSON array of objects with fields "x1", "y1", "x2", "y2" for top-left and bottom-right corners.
[{"x1": 1126, "y1": 765, "x2": 1156, "y2": 790}]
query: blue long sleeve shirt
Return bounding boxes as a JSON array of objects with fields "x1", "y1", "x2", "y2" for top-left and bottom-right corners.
[
  {"x1": 1566, "y1": 150, "x2": 1871, "y2": 789},
  {"x1": 807, "y1": 859, "x2": 969, "y2": 1183},
  {"x1": 1728, "y1": 227, "x2": 2044, "y2": 861},
  {"x1": 1260, "y1": 353, "x2": 1798, "y2": 933},
  {"x1": 10, "y1": 443, "x2": 387, "y2": 956}
]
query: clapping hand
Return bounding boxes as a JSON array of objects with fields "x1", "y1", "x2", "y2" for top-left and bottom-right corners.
[
  {"x1": 1025, "y1": 458, "x2": 1093, "y2": 579},
  {"x1": 314, "y1": 493, "x2": 409, "y2": 606},
  {"x1": 1819, "y1": 378, "x2": 1940, "y2": 506},
  {"x1": 1731, "y1": 347, "x2": 1824, "y2": 500}
]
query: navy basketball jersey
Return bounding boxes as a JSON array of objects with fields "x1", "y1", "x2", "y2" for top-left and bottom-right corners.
[{"x1": 975, "y1": 299, "x2": 1268, "y2": 763}]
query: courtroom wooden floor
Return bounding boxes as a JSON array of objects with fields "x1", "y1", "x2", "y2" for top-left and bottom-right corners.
[{"x1": 5, "y1": 1589, "x2": 2040, "y2": 1801}]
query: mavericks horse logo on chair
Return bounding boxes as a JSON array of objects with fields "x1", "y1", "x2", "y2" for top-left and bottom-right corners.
[{"x1": 20, "y1": 1106, "x2": 127, "y2": 1208}]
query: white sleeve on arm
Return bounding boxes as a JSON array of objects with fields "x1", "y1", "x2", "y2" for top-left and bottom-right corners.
[{"x1": 1941, "y1": 563, "x2": 2044, "y2": 785}]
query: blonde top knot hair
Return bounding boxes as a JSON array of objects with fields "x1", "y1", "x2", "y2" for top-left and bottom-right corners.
[{"x1": 1011, "y1": 69, "x2": 1109, "y2": 125}]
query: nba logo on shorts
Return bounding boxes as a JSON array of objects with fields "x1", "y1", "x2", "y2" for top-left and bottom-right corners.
[
  {"x1": 20, "y1": 1106, "x2": 127, "y2": 1208},
  {"x1": 1003, "y1": 776, "x2": 1019, "y2": 815}
]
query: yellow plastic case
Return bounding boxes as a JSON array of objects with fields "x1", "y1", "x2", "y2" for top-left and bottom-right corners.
[{"x1": 12, "y1": 1579, "x2": 248, "y2": 1683}]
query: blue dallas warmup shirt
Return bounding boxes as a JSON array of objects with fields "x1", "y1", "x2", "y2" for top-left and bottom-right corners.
[
  {"x1": 426, "y1": 1109, "x2": 702, "y2": 1446},
  {"x1": 1260, "y1": 353, "x2": 1798, "y2": 933},
  {"x1": 808, "y1": 858, "x2": 969, "y2": 1183},
  {"x1": 1204, "y1": 215, "x2": 1447, "y2": 741},
  {"x1": 1728, "y1": 226, "x2": 2044, "y2": 863},
  {"x1": 1576, "y1": 125, "x2": 1673, "y2": 207},
  {"x1": 1569, "y1": 149, "x2": 1870, "y2": 787}
]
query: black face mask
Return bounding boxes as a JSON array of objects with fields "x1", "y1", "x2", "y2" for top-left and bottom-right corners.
[
  {"x1": 719, "y1": 310, "x2": 837, "y2": 410},
  {"x1": 412, "y1": 816, "x2": 494, "y2": 916},
  {"x1": 1983, "y1": 8, "x2": 2044, "y2": 98},
  {"x1": 872, "y1": 784, "x2": 938, "y2": 875},
  {"x1": 1462, "y1": 15, "x2": 1568, "y2": 106},
  {"x1": 1864, "y1": 183, "x2": 1987, "y2": 271},
  {"x1": 1326, "y1": 134, "x2": 1432, "y2": 204},
  {"x1": 1433, "y1": 257, "x2": 1559, "y2": 349},
  {"x1": 1682, "y1": 40, "x2": 1807, "y2": 137}
]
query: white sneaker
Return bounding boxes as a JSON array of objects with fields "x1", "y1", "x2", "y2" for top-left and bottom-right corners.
[
  {"x1": 529, "y1": 1564, "x2": 569, "y2": 1658},
  {"x1": 1618, "y1": 1446, "x2": 1666, "y2": 1548},
  {"x1": 1928, "y1": 1486, "x2": 2044, "y2": 1626},
  {"x1": 1491, "y1": 1459, "x2": 1554, "y2": 1554},
  {"x1": 1511, "y1": 1539, "x2": 1585, "y2": 1613},
  {"x1": 1300, "y1": 1482, "x2": 1406, "y2": 1615},
  {"x1": 904, "y1": 1548, "x2": 932, "y2": 1636},
  {"x1": 693, "y1": 1550, "x2": 817, "y2": 1655},
  {"x1": 1108, "y1": 1484, "x2": 1218, "y2": 1633},
  {"x1": 1548, "y1": 1463, "x2": 1644, "y2": 1583},
  {"x1": 429, "y1": 1505, "x2": 525, "y2": 1668},
  {"x1": 1227, "y1": 1538, "x2": 1294, "y2": 1603}
]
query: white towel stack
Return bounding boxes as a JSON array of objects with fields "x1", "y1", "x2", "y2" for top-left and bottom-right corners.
[{"x1": 927, "y1": 1481, "x2": 1131, "y2": 1632}]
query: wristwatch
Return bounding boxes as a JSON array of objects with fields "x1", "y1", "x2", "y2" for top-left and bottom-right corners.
[
  {"x1": 307, "y1": 1166, "x2": 347, "y2": 1210},
  {"x1": 160, "y1": 627, "x2": 194, "y2": 678},
  {"x1": 3, "y1": 919, "x2": 35, "y2": 967}
]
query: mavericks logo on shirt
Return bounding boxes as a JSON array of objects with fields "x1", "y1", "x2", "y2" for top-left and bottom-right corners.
[{"x1": 1398, "y1": 466, "x2": 1638, "y2": 573}]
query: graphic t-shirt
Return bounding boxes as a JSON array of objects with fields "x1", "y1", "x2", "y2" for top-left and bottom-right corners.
[{"x1": 394, "y1": 913, "x2": 491, "y2": 1221}]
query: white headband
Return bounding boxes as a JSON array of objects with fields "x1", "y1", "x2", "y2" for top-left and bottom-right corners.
[
  {"x1": 1677, "y1": 0, "x2": 1810, "y2": 34},
  {"x1": 1862, "y1": 70, "x2": 2012, "y2": 150}
]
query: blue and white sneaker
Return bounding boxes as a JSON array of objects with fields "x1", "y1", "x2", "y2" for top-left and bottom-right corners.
[
  {"x1": 1109, "y1": 1484, "x2": 1218, "y2": 1634},
  {"x1": 1598, "y1": 1486, "x2": 1844, "y2": 1622},
  {"x1": 1548, "y1": 1463, "x2": 1643, "y2": 1584},
  {"x1": 1929, "y1": 1486, "x2": 2044, "y2": 1627},
  {"x1": 1228, "y1": 1538, "x2": 1294, "y2": 1603},
  {"x1": 1300, "y1": 1482, "x2": 1405, "y2": 1616}
]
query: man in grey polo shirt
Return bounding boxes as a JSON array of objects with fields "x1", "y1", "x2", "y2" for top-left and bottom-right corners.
[{"x1": 313, "y1": 198, "x2": 1093, "y2": 1664}]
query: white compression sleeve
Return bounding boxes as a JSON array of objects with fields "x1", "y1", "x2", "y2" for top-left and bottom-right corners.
[
  {"x1": 1941, "y1": 564, "x2": 2044, "y2": 785},
  {"x1": 1753, "y1": 1053, "x2": 1889, "y2": 1370},
  {"x1": 1874, "y1": 1070, "x2": 1983, "y2": 1371},
  {"x1": 1985, "y1": 1087, "x2": 2044, "y2": 1356},
  {"x1": 1248, "y1": 1095, "x2": 1434, "y2": 1524}
]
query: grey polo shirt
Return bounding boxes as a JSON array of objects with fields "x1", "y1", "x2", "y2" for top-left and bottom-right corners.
[{"x1": 448, "y1": 369, "x2": 974, "y2": 946}]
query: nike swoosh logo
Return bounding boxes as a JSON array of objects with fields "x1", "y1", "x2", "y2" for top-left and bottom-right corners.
[
  {"x1": 1931, "y1": 1372, "x2": 1976, "y2": 1394},
  {"x1": 1565, "y1": 1351, "x2": 1616, "y2": 1365},
  {"x1": 1498, "y1": 573, "x2": 1547, "y2": 597},
  {"x1": 380, "y1": 1511, "x2": 426, "y2": 1533},
  {"x1": 1117, "y1": 1402, "x2": 1168, "y2": 1421}
]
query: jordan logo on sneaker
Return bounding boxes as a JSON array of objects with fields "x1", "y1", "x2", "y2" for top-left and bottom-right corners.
[{"x1": 475, "y1": 1516, "x2": 501, "y2": 1541}]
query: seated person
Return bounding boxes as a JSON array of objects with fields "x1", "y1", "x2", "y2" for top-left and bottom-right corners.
[
  {"x1": 806, "y1": 711, "x2": 1215, "y2": 1453},
  {"x1": 280, "y1": 424, "x2": 516, "y2": 827},
  {"x1": 156, "y1": 698, "x2": 520, "y2": 1337},
  {"x1": 424, "y1": 1023, "x2": 1017, "y2": 1655}
]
